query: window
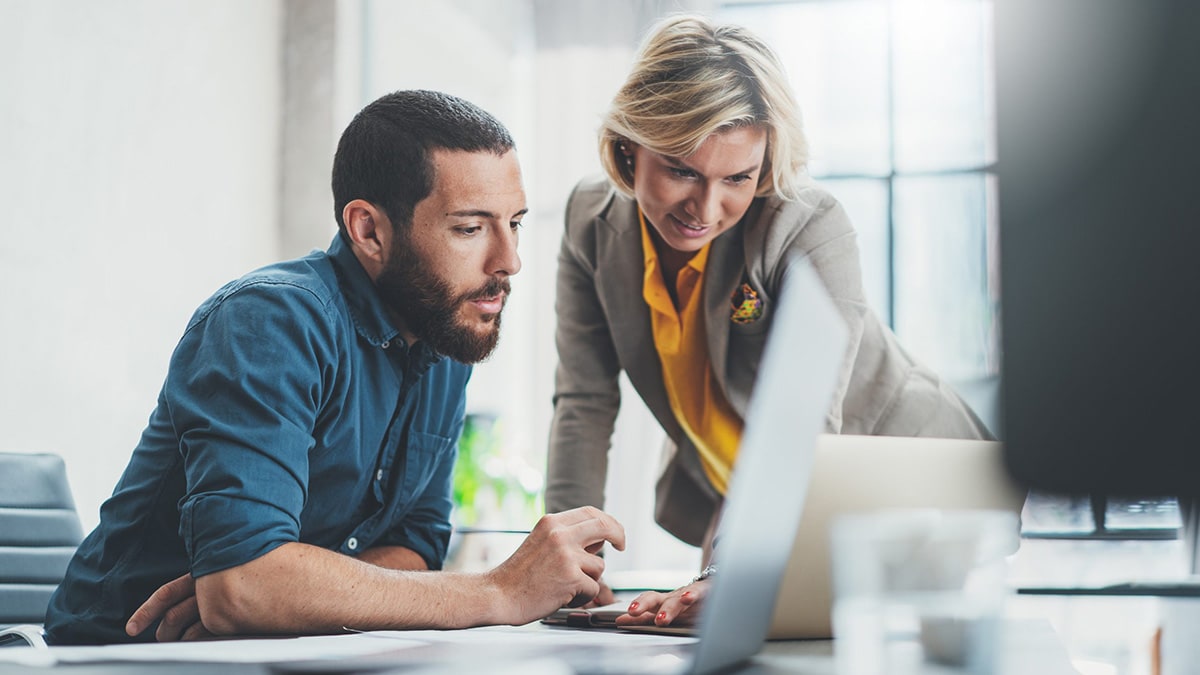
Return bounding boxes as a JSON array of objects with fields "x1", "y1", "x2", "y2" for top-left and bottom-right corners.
[{"x1": 720, "y1": 0, "x2": 999, "y2": 383}]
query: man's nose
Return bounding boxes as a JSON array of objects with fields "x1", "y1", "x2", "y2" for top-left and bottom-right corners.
[{"x1": 488, "y1": 225, "x2": 522, "y2": 277}]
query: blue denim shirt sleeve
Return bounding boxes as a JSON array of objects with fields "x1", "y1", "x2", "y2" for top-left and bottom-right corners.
[{"x1": 169, "y1": 278, "x2": 336, "y2": 577}]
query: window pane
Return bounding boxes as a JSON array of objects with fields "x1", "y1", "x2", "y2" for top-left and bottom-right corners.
[
  {"x1": 893, "y1": 173, "x2": 998, "y2": 381},
  {"x1": 722, "y1": 1, "x2": 891, "y2": 176},
  {"x1": 892, "y1": 0, "x2": 996, "y2": 171},
  {"x1": 821, "y1": 178, "x2": 891, "y2": 325}
]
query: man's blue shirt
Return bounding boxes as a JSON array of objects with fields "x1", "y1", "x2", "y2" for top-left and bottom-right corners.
[{"x1": 45, "y1": 233, "x2": 470, "y2": 645}]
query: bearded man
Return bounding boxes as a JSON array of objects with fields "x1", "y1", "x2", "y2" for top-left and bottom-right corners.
[{"x1": 44, "y1": 90, "x2": 624, "y2": 645}]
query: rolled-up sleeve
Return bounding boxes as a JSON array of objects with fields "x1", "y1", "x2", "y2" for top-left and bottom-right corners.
[{"x1": 167, "y1": 280, "x2": 336, "y2": 577}]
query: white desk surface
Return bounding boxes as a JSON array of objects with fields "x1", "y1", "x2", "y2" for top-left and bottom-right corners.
[{"x1": 0, "y1": 614, "x2": 1080, "y2": 675}]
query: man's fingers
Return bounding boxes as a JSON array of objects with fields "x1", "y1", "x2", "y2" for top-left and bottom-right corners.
[
  {"x1": 126, "y1": 573, "x2": 194, "y2": 636},
  {"x1": 545, "y1": 507, "x2": 626, "y2": 552},
  {"x1": 577, "y1": 549, "x2": 606, "y2": 581},
  {"x1": 546, "y1": 505, "x2": 607, "y2": 526},
  {"x1": 153, "y1": 574, "x2": 195, "y2": 603},
  {"x1": 581, "y1": 581, "x2": 616, "y2": 609},
  {"x1": 564, "y1": 515, "x2": 626, "y2": 554},
  {"x1": 180, "y1": 620, "x2": 213, "y2": 642},
  {"x1": 155, "y1": 595, "x2": 200, "y2": 642},
  {"x1": 566, "y1": 592, "x2": 593, "y2": 608}
]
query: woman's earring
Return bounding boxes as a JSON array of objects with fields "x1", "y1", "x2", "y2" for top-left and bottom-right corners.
[{"x1": 619, "y1": 143, "x2": 634, "y2": 171}]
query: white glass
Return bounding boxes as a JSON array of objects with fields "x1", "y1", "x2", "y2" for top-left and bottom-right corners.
[{"x1": 832, "y1": 509, "x2": 1018, "y2": 675}]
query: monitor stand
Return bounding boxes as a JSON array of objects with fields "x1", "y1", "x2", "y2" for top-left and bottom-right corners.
[
  {"x1": 1180, "y1": 498, "x2": 1200, "y2": 577},
  {"x1": 1019, "y1": 495, "x2": 1200, "y2": 597}
]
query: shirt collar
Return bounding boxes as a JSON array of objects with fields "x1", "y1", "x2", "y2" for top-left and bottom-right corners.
[
  {"x1": 326, "y1": 232, "x2": 443, "y2": 371},
  {"x1": 638, "y1": 207, "x2": 711, "y2": 278}
]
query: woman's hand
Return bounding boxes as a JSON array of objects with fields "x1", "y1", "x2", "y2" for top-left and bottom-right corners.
[{"x1": 614, "y1": 579, "x2": 711, "y2": 627}]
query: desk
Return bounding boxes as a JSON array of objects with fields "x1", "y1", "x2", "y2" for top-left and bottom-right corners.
[{"x1": 0, "y1": 616, "x2": 1077, "y2": 675}]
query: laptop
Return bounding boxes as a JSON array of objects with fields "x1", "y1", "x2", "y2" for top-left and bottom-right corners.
[
  {"x1": 767, "y1": 433, "x2": 1026, "y2": 639},
  {"x1": 542, "y1": 258, "x2": 850, "y2": 674},
  {"x1": 554, "y1": 435, "x2": 1026, "y2": 642}
]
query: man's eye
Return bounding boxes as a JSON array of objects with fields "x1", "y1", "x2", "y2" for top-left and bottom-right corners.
[
  {"x1": 510, "y1": 221, "x2": 524, "y2": 231},
  {"x1": 670, "y1": 167, "x2": 697, "y2": 179},
  {"x1": 457, "y1": 226, "x2": 482, "y2": 235}
]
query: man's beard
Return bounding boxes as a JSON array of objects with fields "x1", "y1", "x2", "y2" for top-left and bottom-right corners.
[{"x1": 375, "y1": 240, "x2": 509, "y2": 364}]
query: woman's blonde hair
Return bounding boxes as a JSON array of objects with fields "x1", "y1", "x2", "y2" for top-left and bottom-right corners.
[{"x1": 600, "y1": 14, "x2": 808, "y2": 201}]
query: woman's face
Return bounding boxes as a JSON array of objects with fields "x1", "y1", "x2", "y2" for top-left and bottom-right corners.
[{"x1": 629, "y1": 125, "x2": 767, "y2": 256}]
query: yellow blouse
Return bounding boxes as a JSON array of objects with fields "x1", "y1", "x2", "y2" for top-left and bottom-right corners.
[{"x1": 640, "y1": 209, "x2": 744, "y2": 494}]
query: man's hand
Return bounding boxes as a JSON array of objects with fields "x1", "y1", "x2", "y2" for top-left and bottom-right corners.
[
  {"x1": 581, "y1": 578, "x2": 617, "y2": 608},
  {"x1": 125, "y1": 573, "x2": 214, "y2": 641},
  {"x1": 486, "y1": 506, "x2": 625, "y2": 625}
]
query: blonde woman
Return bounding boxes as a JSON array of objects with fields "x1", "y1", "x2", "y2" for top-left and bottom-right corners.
[{"x1": 545, "y1": 14, "x2": 989, "y2": 626}]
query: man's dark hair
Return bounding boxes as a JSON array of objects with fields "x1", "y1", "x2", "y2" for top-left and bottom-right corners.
[{"x1": 331, "y1": 90, "x2": 515, "y2": 231}]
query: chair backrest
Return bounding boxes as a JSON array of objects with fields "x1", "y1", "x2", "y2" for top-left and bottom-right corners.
[{"x1": 0, "y1": 453, "x2": 83, "y2": 626}]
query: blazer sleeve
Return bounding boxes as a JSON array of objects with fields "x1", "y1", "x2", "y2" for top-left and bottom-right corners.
[
  {"x1": 756, "y1": 190, "x2": 872, "y2": 434},
  {"x1": 545, "y1": 182, "x2": 624, "y2": 514},
  {"x1": 760, "y1": 187, "x2": 991, "y2": 440}
]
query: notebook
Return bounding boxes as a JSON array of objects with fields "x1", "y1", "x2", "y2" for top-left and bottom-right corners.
[
  {"x1": 542, "y1": 258, "x2": 850, "y2": 674},
  {"x1": 550, "y1": 435, "x2": 1026, "y2": 641}
]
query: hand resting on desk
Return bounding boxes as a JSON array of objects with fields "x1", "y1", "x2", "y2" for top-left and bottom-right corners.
[
  {"x1": 125, "y1": 544, "x2": 432, "y2": 641},
  {"x1": 617, "y1": 578, "x2": 710, "y2": 628}
]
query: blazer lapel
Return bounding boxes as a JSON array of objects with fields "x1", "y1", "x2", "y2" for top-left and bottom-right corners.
[
  {"x1": 594, "y1": 199, "x2": 682, "y2": 439},
  {"x1": 703, "y1": 200, "x2": 758, "y2": 403}
]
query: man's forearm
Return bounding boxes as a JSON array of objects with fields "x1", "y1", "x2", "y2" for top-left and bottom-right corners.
[
  {"x1": 195, "y1": 542, "x2": 503, "y2": 636},
  {"x1": 192, "y1": 507, "x2": 624, "y2": 639},
  {"x1": 357, "y1": 545, "x2": 429, "y2": 571}
]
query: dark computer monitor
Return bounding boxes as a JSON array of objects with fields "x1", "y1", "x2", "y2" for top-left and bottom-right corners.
[{"x1": 996, "y1": 0, "x2": 1200, "y2": 497}]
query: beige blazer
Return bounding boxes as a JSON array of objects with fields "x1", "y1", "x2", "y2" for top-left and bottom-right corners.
[{"x1": 545, "y1": 176, "x2": 989, "y2": 546}]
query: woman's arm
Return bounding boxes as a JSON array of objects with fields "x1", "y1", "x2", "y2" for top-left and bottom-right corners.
[{"x1": 544, "y1": 189, "x2": 625, "y2": 515}]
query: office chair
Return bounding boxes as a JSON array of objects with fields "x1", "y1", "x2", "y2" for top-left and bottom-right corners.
[{"x1": 0, "y1": 452, "x2": 84, "y2": 635}]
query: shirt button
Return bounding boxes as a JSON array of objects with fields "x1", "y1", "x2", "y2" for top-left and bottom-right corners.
[
  {"x1": 376, "y1": 469, "x2": 384, "y2": 482},
  {"x1": 346, "y1": 537, "x2": 358, "y2": 551},
  {"x1": 381, "y1": 340, "x2": 390, "y2": 349}
]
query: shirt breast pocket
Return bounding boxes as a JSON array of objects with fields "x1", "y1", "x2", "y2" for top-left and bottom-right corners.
[{"x1": 399, "y1": 430, "x2": 455, "y2": 498}]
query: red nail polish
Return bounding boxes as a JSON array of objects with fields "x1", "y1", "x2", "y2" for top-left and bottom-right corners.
[
  {"x1": 629, "y1": 601, "x2": 639, "y2": 612},
  {"x1": 657, "y1": 611, "x2": 667, "y2": 622},
  {"x1": 682, "y1": 591, "x2": 692, "y2": 600}
]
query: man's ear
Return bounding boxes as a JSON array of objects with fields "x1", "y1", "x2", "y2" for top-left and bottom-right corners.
[{"x1": 342, "y1": 199, "x2": 391, "y2": 267}]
